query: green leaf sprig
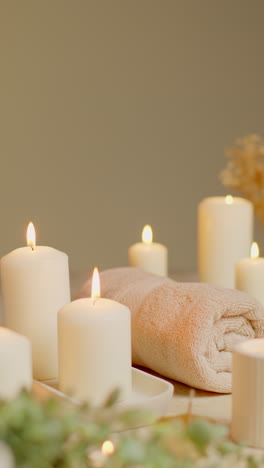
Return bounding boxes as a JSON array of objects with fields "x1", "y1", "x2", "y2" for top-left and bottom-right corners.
[{"x1": 0, "y1": 391, "x2": 263, "y2": 467}]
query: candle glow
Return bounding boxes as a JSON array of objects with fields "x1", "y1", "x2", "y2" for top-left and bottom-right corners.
[
  {"x1": 27, "y1": 222, "x2": 36, "y2": 250},
  {"x1": 142, "y1": 225, "x2": 153, "y2": 244},
  {"x1": 91, "y1": 267, "x2": 100, "y2": 299},
  {"x1": 251, "y1": 242, "x2": 259, "y2": 259},
  {"x1": 225, "y1": 195, "x2": 233, "y2": 205},
  {"x1": 101, "y1": 440, "x2": 115, "y2": 456}
]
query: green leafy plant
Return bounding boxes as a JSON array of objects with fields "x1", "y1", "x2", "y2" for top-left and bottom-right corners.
[{"x1": 0, "y1": 391, "x2": 262, "y2": 467}]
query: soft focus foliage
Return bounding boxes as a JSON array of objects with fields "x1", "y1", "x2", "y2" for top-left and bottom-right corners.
[
  {"x1": 0, "y1": 391, "x2": 262, "y2": 467},
  {"x1": 220, "y1": 134, "x2": 264, "y2": 225}
]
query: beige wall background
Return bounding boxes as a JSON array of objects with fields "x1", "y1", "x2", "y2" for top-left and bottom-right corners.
[{"x1": 1, "y1": 0, "x2": 264, "y2": 276}]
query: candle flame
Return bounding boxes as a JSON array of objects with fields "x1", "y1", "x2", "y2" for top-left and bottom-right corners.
[
  {"x1": 225, "y1": 195, "x2": 233, "y2": 205},
  {"x1": 27, "y1": 222, "x2": 36, "y2": 250},
  {"x1": 91, "y1": 267, "x2": 100, "y2": 299},
  {"x1": 251, "y1": 242, "x2": 259, "y2": 259},
  {"x1": 101, "y1": 440, "x2": 114, "y2": 456},
  {"x1": 142, "y1": 225, "x2": 153, "y2": 244}
]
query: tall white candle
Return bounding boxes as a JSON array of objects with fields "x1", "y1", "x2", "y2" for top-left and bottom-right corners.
[
  {"x1": 1, "y1": 223, "x2": 70, "y2": 380},
  {"x1": 235, "y1": 243, "x2": 264, "y2": 304},
  {"x1": 128, "y1": 225, "x2": 168, "y2": 276},
  {"x1": 58, "y1": 268, "x2": 131, "y2": 405},
  {"x1": 232, "y1": 339, "x2": 264, "y2": 448},
  {"x1": 198, "y1": 196, "x2": 253, "y2": 288},
  {"x1": 0, "y1": 327, "x2": 32, "y2": 400}
]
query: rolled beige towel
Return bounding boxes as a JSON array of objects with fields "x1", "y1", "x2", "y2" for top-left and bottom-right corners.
[{"x1": 79, "y1": 267, "x2": 264, "y2": 393}]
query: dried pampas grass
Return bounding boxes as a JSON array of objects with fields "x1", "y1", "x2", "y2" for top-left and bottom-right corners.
[{"x1": 220, "y1": 134, "x2": 264, "y2": 225}]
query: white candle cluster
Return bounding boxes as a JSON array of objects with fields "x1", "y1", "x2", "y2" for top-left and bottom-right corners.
[
  {"x1": 0, "y1": 223, "x2": 133, "y2": 404},
  {"x1": 0, "y1": 197, "x2": 263, "y2": 407},
  {"x1": 198, "y1": 194, "x2": 264, "y2": 307}
]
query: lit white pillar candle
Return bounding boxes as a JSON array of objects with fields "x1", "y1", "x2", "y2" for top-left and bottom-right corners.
[
  {"x1": 58, "y1": 268, "x2": 131, "y2": 405},
  {"x1": 232, "y1": 339, "x2": 264, "y2": 448},
  {"x1": 1, "y1": 223, "x2": 70, "y2": 381},
  {"x1": 128, "y1": 225, "x2": 168, "y2": 276},
  {"x1": 198, "y1": 196, "x2": 253, "y2": 288},
  {"x1": 235, "y1": 242, "x2": 264, "y2": 304},
  {"x1": 0, "y1": 327, "x2": 32, "y2": 400}
]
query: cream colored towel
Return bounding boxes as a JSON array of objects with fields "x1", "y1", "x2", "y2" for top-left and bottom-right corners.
[{"x1": 79, "y1": 267, "x2": 264, "y2": 393}]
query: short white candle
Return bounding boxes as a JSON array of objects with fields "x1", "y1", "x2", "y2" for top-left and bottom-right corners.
[
  {"x1": 235, "y1": 242, "x2": 264, "y2": 304},
  {"x1": 0, "y1": 327, "x2": 32, "y2": 400},
  {"x1": 198, "y1": 196, "x2": 253, "y2": 288},
  {"x1": 232, "y1": 339, "x2": 264, "y2": 448},
  {"x1": 128, "y1": 225, "x2": 168, "y2": 276},
  {"x1": 1, "y1": 223, "x2": 70, "y2": 380},
  {"x1": 58, "y1": 268, "x2": 131, "y2": 405}
]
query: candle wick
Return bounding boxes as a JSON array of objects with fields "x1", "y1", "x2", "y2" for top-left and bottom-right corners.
[
  {"x1": 31, "y1": 245, "x2": 35, "y2": 251},
  {"x1": 92, "y1": 297, "x2": 99, "y2": 306}
]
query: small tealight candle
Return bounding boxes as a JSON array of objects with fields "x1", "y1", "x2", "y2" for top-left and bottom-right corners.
[
  {"x1": 58, "y1": 268, "x2": 131, "y2": 405},
  {"x1": 1, "y1": 222, "x2": 71, "y2": 380},
  {"x1": 198, "y1": 195, "x2": 253, "y2": 288},
  {"x1": 89, "y1": 441, "x2": 115, "y2": 468},
  {"x1": 0, "y1": 327, "x2": 32, "y2": 400},
  {"x1": 235, "y1": 242, "x2": 264, "y2": 304},
  {"x1": 232, "y1": 339, "x2": 264, "y2": 448},
  {"x1": 128, "y1": 225, "x2": 168, "y2": 276}
]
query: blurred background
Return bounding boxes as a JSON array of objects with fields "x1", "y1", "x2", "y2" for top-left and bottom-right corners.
[{"x1": 1, "y1": 1, "x2": 264, "y2": 276}]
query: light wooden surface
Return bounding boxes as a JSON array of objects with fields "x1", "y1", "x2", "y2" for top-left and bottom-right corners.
[
  {"x1": 132, "y1": 366, "x2": 230, "y2": 424},
  {"x1": 162, "y1": 376, "x2": 230, "y2": 423}
]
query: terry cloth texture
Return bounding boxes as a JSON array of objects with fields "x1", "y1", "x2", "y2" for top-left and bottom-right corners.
[{"x1": 79, "y1": 267, "x2": 264, "y2": 393}]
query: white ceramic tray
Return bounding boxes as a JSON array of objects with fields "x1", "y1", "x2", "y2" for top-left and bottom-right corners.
[{"x1": 32, "y1": 367, "x2": 174, "y2": 421}]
